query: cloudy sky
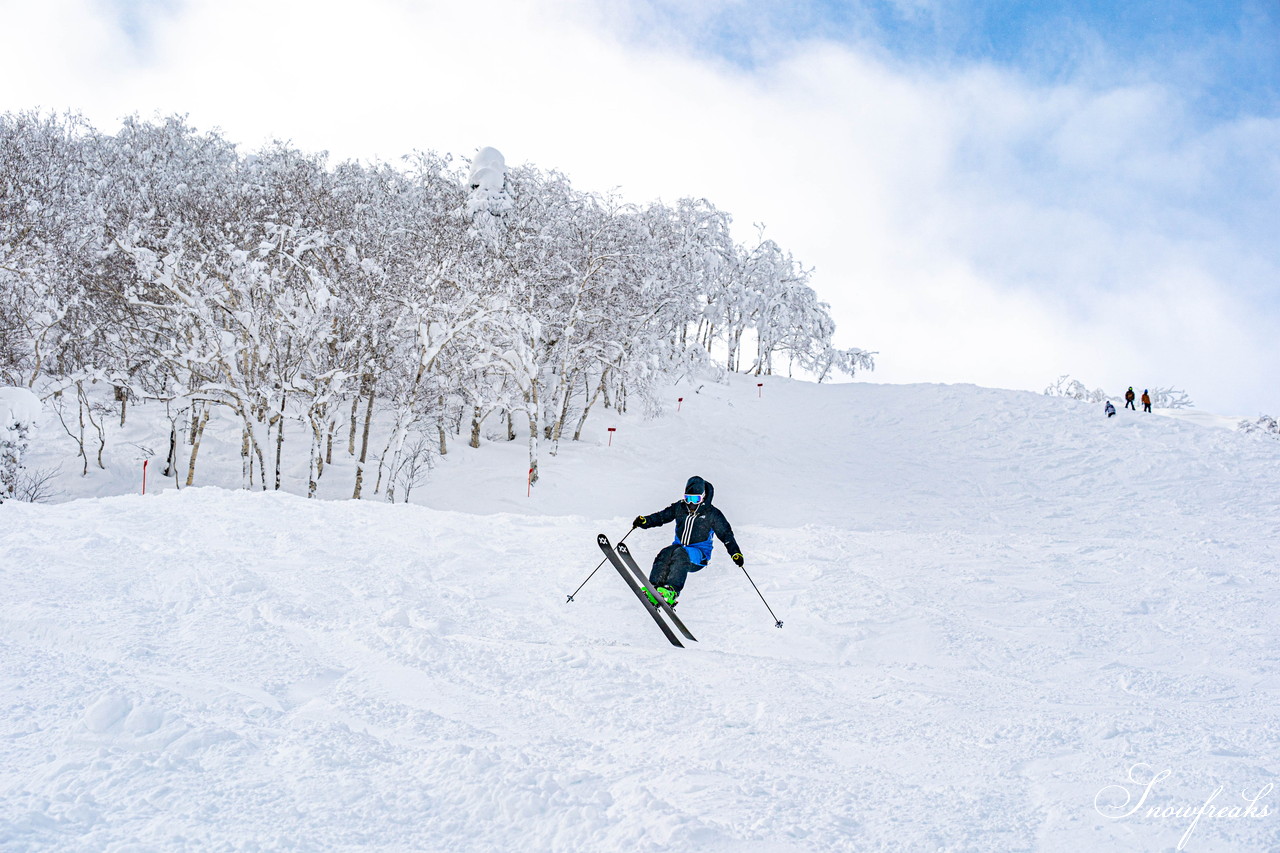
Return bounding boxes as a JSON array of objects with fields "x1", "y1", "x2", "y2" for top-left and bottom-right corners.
[{"x1": 3, "y1": 0, "x2": 1278, "y2": 414}]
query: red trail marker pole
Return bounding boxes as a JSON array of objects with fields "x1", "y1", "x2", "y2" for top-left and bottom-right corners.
[
  {"x1": 142, "y1": 460, "x2": 149, "y2": 495},
  {"x1": 757, "y1": 383, "x2": 763, "y2": 398},
  {"x1": 677, "y1": 397, "x2": 683, "y2": 412},
  {"x1": 527, "y1": 467, "x2": 533, "y2": 497},
  {"x1": 607, "y1": 427, "x2": 616, "y2": 446}
]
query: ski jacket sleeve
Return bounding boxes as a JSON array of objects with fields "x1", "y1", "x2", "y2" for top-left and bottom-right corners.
[
  {"x1": 643, "y1": 502, "x2": 683, "y2": 527},
  {"x1": 711, "y1": 508, "x2": 740, "y2": 556}
]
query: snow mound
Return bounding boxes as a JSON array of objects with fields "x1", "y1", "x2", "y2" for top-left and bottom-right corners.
[{"x1": 0, "y1": 386, "x2": 41, "y2": 428}]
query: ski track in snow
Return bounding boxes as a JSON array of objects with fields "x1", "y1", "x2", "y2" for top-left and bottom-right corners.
[{"x1": 3, "y1": 377, "x2": 1280, "y2": 851}]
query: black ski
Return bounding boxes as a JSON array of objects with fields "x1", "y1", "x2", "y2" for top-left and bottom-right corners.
[
  {"x1": 615, "y1": 541, "x2": 697, "y2": 642},
  {"x1": 598, "y1": 534, "x2": 683, "y2": 648}
]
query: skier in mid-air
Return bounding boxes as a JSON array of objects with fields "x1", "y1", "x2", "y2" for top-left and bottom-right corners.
[{"x1": 632, "y1": 475, "x2": 743, "y2": 607}]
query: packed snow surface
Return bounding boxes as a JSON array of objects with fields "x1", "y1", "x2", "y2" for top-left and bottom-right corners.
[{"x1": 3, "y1": 377, "x2": 1280, "y2": 851}]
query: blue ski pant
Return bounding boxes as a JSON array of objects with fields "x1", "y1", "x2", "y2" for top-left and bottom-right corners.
[{"x1": 650, "y1": 544, "x2": 703, "y2": 592}]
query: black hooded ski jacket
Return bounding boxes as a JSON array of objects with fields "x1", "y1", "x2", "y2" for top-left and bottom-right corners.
[{"x1": 638, "y1": 476, "x2": 740, "y2": 567}]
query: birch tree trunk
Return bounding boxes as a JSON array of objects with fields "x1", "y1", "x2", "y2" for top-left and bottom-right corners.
[
  {"x1": 163, "y1": 427, "x2": 177, "y2": 478},
  {"x1": 80, "y1": 384, "x2": 107, "y2": 471},
  {"x1": 308, "y1": 410, "x2": 325, "y2": 499},
  {"x1": 438, "y1": 396, "x2": 448, "y2": 455},
  {"x1": 241, "y1": 425, "x2": 253, "y2": 489},
  {"x1": 573, "y1": 371, "x2": 607, "y2": 441},
  {"x1": 470, "y1": 406, "x2": 483, "y2": 448},
  {"x1": 273, "y1": 390, "x2": 286, "y2": 491},
  {"x1": 186, "y1": 406, "x2": 209, "y2": 486},
  {"x1": 550, "y1": 371, "x2": 576, "y2": 449},
  {"x1": 348, "y1": 394, "x2": 359, "y2": 456},
  {"x1": 526, "y1": 381, "x2": 540, "y2": 486},
  {"x1": 352, "y1": 382, "x2": 375, "y2": 499}
]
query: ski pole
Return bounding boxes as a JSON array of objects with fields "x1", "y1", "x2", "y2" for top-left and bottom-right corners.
[
  {"x1": 739, "y1": 564, "x2": 784, "y2": 628},
  {"x1": 566, "y1": 526, "x2": 636, "y2": 603}
]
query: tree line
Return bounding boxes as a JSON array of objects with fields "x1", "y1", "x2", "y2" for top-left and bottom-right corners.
[{"x1": 0, "y1": 111, "x2": 874, "y2": 498}]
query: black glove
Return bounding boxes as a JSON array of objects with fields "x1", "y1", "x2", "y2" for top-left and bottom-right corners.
[
  {"x1": 732, "y1": 552, "x2": 744, "y2": 567},
  {"x1": 633, "y1": 516, "x2": 648, "y2": 529}
]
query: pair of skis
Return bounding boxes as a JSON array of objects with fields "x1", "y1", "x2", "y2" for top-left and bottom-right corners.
[{"x1": 597, "y1": 533, "x2": 696, "y2": 648}]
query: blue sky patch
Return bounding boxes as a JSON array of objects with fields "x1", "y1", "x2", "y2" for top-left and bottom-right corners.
[{"x1": 633, "y1": 0, "x2": 1280, "y2": 120}]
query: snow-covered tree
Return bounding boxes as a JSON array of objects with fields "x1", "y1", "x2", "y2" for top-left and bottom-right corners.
[
  {"x1": 466, "y1": 146, "x2": 512, "y2": 232},
  {"x1": 0, "y1": 110, "x2": 874, "y2": 496},
  {"x1": 1147, "y1": 386, "x2": 1193, "y2": 409},
  {"x1": 1044, "y1": 375, "x2": 1110, "y2": 403},
  {"x1": 1237, "y1": 415, "x2": 1280, "y2": 438}
]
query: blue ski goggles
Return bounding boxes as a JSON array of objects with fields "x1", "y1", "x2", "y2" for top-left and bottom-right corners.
[{"x1": 684, "y1": 494, "x2": 703, "y2": 504}]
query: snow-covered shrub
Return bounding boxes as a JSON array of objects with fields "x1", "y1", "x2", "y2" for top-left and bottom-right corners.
[
  {"x1": 1238, "y1": 415, "x2": 1280, "y2": 438},
  {"x1": 1044, "y1": 375, "x2": 1108, "y2": 403},
  {"x1": 1044, "y1": 377, "x2": 1193, "y2": 410},
  {"x1": 1147, "y1": 387, "x2": 1193, "y2": 409},
  {"x1": 0, "y1": 386, "x2": 41, "y2": 502},
  {"x1": 9, "y1": 465, "x2": 60, "y2": 502}
]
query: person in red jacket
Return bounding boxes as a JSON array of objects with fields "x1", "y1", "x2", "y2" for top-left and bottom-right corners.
[{"x1": 1141, "y1": 390, "x2": 1152, "y2": 412}]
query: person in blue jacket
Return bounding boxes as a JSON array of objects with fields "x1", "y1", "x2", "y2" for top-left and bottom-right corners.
[{"x1": 632, "y1": 475, "x2": 743, "y2": 606}]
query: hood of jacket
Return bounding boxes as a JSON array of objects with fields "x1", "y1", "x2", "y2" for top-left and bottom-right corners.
[{"x1": 685, "y1": 475, "x2": 714, "y2": 505}]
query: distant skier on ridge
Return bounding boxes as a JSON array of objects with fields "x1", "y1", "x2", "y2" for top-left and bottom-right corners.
[
  {"x1": 1141, "y1": 389, "x2": 1152, "y2": 412},
  {"x1": 1125, "y1": 387, "x2": 1137, "y2": 410},
  {"x1": 632, "y1": 475, "x2": 743, "y2": 607}
]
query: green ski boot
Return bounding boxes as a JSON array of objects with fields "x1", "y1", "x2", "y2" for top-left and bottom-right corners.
[{"x1": 657, "y1": 586, "x2": 679, "y2": 607}]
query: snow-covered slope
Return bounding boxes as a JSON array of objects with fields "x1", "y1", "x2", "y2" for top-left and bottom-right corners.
[{"x1": 4, "y1": 377, "x2": 1280, "y2": 851}]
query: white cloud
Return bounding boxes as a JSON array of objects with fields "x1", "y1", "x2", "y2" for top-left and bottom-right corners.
[
  {"x1": 2, "y1": 0, "x2": 1276, "y2": 414},
  {"x1": 1, "y1": 0, "x2": 134, "y2": 102}
]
